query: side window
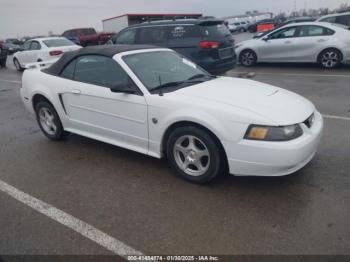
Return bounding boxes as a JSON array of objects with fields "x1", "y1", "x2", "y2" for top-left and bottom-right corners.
[
  {"x1": 321, "y1": 17, "x2": 336, "y2": 23},
  {"x1": 60, "y1": 59, "x2": 77, "y2": 79},
  {"x1": 299, "y1": 26, "x2": 334, "y2": 37},
  {"x1": 22, "y1": 41, "x2": 31, "y2": 50},
  {"x1": 168, "y1": 25, "x2": 200, "y2": 39},
  {"x1": 116, "y1": 29, "x2": 136, "y2": 44},
  {"x1": 269, "y1": 27, "x2": 297, "y2": 39},
  {"x1": 30, "y1": 41, "x2": 41, "y2": 50},
  {"x1": 335, "y1": 15, "x2": 350, "y2": 27},
  {"x1": 138, "y1": 26, "x2": 168, "y2": 44},
  {"x1": 74, "y1": 55, "x2": 130, "y2": 88}
]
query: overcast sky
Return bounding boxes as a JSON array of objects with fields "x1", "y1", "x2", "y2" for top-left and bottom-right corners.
[{"x1": 0, "y1": 0, "x2": 346, "y2": 38}]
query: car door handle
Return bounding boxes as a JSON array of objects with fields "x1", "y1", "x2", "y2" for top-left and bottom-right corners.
[
  {"x1": 71, "y1": 89, "x2": 81, "y2": 94},
  {"x1": 285, "y1": 40, "x2": 292, "y2": 44},
  {"x1": 318, "y1": 39, "x2": 326, "y2": 43}
]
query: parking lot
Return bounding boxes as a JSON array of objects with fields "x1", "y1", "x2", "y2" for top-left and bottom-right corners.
[{"x1": 0, "y1": 34, "x2": 350, "y2": 259}]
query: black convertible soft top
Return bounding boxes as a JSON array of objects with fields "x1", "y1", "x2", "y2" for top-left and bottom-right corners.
[{"x1": 44, "y1": 44, "x2": 158, "y2": 76}]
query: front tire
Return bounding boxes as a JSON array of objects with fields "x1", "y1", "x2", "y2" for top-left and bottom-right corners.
[
  {"x1": 318, "y1": 49, "x2": 342, "y2": 69},
  {"x1": 35, "y1": 101, "x2": 69, "y2": 141},
  {"x1": 239, "y1": 49, "x2": 257, "y2": 67},
  {"x1": 13, "y1": 58, "x2": 23, "y2": 71},
  {"x1": 166, "y1": 126, "x2": 224, "y2": 184}
]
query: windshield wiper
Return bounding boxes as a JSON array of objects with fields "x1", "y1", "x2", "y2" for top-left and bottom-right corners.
[
  {"x1": 150, "y1": 81, "x2": 186, "y2": 92},
  {"x1": 187, "y1": 74, "x2": 217, "y2": 81},
  {"x1": 150, "y1": 75, "x2": 216, "y2": 93}
]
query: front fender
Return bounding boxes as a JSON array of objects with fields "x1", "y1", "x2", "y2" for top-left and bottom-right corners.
[{"x1": 148, "y1": 106, "x2": 248, "y2": 158}]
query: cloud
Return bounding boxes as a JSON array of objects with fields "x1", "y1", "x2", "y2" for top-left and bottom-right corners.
[{"x1": 0, "y1": 0, "x2": 344, "y2": 39}]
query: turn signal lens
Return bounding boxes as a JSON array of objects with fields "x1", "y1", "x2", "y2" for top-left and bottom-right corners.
[
  {"x1": 244, "y1": 124, "x2": 303, "y2": 141},
  {"x1": 246, "y1": 127, "x2": 268, "y2": 140}
]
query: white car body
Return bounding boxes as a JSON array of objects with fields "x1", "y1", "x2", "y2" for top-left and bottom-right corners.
[
  {"x1": 235, "y1": 22, "x2": 350, "y2": 64},
  {"x1": 20, "y1": 47, "x2": 323, "y2": 177},
  {"x1": 13, "y1": 37, "x2": 81, "y2": 69}
]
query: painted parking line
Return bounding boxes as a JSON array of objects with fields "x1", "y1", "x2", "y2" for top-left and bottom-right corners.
[
  {"x1": 0, "y1": 179, "x2": 143, "y2": 258},
  {"x1": 231, "y1": 71, "x2": 350, "y2": 78},
  {"x1": 0, "y1": 79, "x2": 21, "y2": 84},
  {"x1": 323, "y1": 114, "x2": 350, "y2": 121}
]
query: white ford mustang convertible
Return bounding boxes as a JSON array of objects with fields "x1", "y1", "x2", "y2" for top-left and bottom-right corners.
[{"x1": 20, "y1": 45, "x2": 323, "y2": 183}]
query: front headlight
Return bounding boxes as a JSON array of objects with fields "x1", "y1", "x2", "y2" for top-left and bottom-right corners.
[{"x1": 244, "y1": 124, "x2": 303, "y2": 141}]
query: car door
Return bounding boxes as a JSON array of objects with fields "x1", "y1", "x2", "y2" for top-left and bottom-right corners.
[
  {"x1": 16, "y1": 40, "x2": 31, "y2": 65},
  {"x1": 60, "y1": 55, "x2": 149, "y2": 154},
  {"x1": 292, "y1": 25, "x2": 335, "y2": 62},
  {"x1": 257, "y1": 26, "x2": 298, "y2": 62},
  {"x1": 25, "y1": 41, "x2": 42, "y2": 63}
]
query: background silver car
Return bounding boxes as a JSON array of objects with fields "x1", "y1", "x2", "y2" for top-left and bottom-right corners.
[{"x1": 235, "y1": 22, "x2": 350, "y2": 68}]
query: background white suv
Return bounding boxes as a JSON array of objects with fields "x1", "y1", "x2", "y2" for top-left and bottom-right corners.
[{"x1": 317, "y1": 12, "x2": 350, "y2": 29}]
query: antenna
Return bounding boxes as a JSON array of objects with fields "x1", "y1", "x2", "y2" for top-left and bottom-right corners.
[{"x1": 158, "y1": 75, "x2": 164, "y2": 96}]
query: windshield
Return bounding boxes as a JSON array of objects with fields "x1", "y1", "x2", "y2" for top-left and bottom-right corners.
[
  {"x1": 43, "y1": 38, "x2": 75, "y2": 47},
  {"x1": 123, "y1": 51, "x2": 213, "y2": 93}
]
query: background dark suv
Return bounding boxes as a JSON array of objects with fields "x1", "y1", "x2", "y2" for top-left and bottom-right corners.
[{"x1": 108, "y1": 18, "x2": 236, "y2": 74}]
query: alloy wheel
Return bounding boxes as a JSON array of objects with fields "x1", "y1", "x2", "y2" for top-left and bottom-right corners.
[
  {"x1": 173, "y1": 135, "x2": 210, "y2": 177},
  {"x1": 241, "y1": 51, "x2": 255, "y2": 66},
  {"x1": 14, "y1": 59, "x2": 21, "y2": 70},
  {"x1": 38, "y1": 107, "x2": 57, "y2": 136},
  {"x1": 321, "y1": 51, "x2": 339, "y2": 68}
]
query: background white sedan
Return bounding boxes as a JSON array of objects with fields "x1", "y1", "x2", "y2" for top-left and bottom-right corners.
[
  {"x1": 13, "y1": 37, "x2": 81, "y2": 71},
  {"x1": 235, "y1": 22, "x2": 350, "y2": 68}
]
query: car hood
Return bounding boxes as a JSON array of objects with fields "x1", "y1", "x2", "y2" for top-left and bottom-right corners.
[
  {"x1": 236, "y1": 39, "x2": 258, "y2": 47},
  {"x1": 170, "y1": 77, "x2": 315, "y2": 125}
]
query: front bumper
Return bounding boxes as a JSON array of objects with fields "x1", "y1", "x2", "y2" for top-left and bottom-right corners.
[{"x1": 223, "y1": 111, "x2": 323, "y2": 177}]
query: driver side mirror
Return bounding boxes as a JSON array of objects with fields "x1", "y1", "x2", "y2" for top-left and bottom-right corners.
[
  {"x1": 110, "y1": 82, "x2": 136, "y2": 94},
  {"x1": 262, "y1": 36, "x2": 269, "y2": 41}
]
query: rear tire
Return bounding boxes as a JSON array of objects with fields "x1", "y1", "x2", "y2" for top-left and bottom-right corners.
[
  {"x1": 166, "y1": 126, "x2": 224, "y2": 184},
  {"x1": 318, "y1": 48, "x2": 342, "y2": 69},
  {"x1": 34, "y1": 101, "x2": 69, "y2": 141},
  {"x1": 239, "y1": 49, "x2": 257, "y2": 67},
  {"x1": 13, "y1": 58, "x2": 23, "y2": 71}
]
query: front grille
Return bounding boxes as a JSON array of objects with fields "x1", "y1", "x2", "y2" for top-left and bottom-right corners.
[{"x1": 304, "y1": 113, "x2": 315, "y2": 128}]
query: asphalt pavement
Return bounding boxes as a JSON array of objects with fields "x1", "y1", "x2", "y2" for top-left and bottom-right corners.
[{"x1": 0, "y1": 46, "x2": 350, "y2": 259}]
